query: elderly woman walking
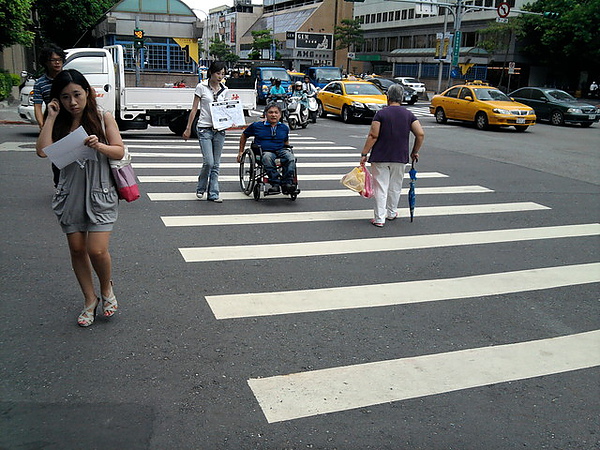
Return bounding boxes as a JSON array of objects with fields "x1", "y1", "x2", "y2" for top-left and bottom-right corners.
[{"x1": 360, "y1": 84, "x2": 425, "y2": 227}]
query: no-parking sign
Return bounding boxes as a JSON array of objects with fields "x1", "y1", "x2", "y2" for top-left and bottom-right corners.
[{"x1": 497, "y1": 2, "x2": 510, "y2": 18}]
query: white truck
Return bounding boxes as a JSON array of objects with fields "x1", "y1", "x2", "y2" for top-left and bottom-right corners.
[{"x1": 18, "y1": 45, "x2": 256, "y2": 136}]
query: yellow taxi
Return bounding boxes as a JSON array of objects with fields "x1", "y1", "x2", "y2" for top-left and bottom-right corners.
[
  {"x1": 429, "y1": 81, "x2": 536, "y2": 131},
  {"x1": 288, "y1": 71, "x2": 306, "y2": 83},
  {"x1": 317, "y1": 80, "x2": 388, "y2": 123}
]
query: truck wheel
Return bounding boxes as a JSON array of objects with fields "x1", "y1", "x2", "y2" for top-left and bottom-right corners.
[
  {"x1": 168, "y1": 115, "x2": 186, "y2": 136},
  {"x1": 168, "y1": 113, "x2": 196, "y2": 137}
]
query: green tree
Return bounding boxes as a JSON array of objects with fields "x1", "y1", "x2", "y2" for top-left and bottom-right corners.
[
  {"x1": 0, "y1": 0, "x2": 35, "y2": 49},
  {"x1": 34, "y1": 0, "x2": 118, "y2": 48},
  {"x1": 249, "y1": 30, "x2": 277, "y2": 60},
  {"x1": 516, "y1": 0, "x2": 600, "y2": 81},
  {"x1": 478, "y1": 20, "x2": 520, "y2": 87},
  {"x1": 334, "y1": 19, "x2": 364, "y2": 73},
  {"x1": 209, "y1": 38, "x2": 239, "y2": 64}
]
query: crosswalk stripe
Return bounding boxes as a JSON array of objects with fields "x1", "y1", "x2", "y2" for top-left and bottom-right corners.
[
  {"x1": 126, "y1": 145, "x2": 357, "y2": 150},
  {"x1": 180, "y1": 223, "x2": 600, "y2": 263},
  {"x1": 161, "y1": 202, "x2": 549, "y2": 227},
  {"x1": 139, "y1": 172, "x2": 448, "y2": 183},
  {"x1": 136, "y1": 161, "x2": 387, "y2": 168},
  {"x1": 248, "y1": 329, "x2": 600, "y2": 423},
  {"x1": 147, "y1": 185, "x2": 493, "y2": 201},
  {"x1": 206, "y1": 262, "x2": 600, "y2": 319},
  {"x1": 130, "y1": 152, "x2": 368, "y2": 158}
]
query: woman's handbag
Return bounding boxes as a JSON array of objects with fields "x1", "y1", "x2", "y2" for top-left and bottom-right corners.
[
  {"x1": 340, "y1": 165, "x2": 365, "y2": 193},
  {"x1": 110, "y1": 147, "x2": 140, "y2": 202}
]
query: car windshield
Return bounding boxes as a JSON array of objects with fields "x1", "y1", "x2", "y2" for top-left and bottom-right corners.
[
  {"x1": 262, "y1": 69, "x2": 291, "y2": 82},
  {"x1": 403, "y1": 78, "x2": 420, "y2": 84},
  {"x1": 376, "y1": 78, "x2": 396, "y2": 88},
  {"x1": 344, "y1": 83, "x2": 384, "y2": 96},
  {"x1": 473, "y1": 88, "x2": 511, "y2": 102},
  {"x1": 546, "y1": 90, "x2": 576, "y2": 101},
  {"x1": 315, "y1": 68, "x2": 342, "y2": 83}
]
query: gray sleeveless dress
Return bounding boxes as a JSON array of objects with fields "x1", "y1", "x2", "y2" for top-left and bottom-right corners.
[{"x1": 51, "y1": 127, "x2": 119, "y2": 234}]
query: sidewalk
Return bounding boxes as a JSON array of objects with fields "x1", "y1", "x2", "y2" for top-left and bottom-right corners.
[{"x1": 0, "y1": 100, "x2": 28, "y2": 124}]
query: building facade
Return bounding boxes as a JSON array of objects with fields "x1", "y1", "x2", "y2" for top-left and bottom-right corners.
[
  {"x1": 93, "y1": 0, "x2": 203, "y2": 86},
  {"x1": 352, "y1": 0, "x2": 535, "y2": 91}
]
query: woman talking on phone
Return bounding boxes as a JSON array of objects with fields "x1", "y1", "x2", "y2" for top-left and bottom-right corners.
[{"x1": 36, "y1": 69, "x2": 125, "y2": 327}]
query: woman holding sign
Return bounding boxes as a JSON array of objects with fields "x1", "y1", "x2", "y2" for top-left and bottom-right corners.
[
  {"x1": 35, "y1": 69, "x2": 125, "y2": 327},
  {"x1": 183, "y1": 61, "x2": 230, "y2": 203}
]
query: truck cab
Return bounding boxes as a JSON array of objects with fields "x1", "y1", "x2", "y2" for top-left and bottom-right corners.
[
  {"x1": 63, "y1": 48, "x2": 117, "y2": 114},
  {"x1": 18, "y1": 47, "x2": 117, "y2": 124},
  {"x1": 307, "y1": 66, "x2": 343, "y2": 90}
]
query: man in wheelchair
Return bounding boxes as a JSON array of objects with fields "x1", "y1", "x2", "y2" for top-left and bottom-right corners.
[{"x1": 237, "y1": 103, "x2": 297, "y2": 195}]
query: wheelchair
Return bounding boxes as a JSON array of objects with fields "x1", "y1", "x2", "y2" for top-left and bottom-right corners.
[{"x1": 239, "y1": 142, "x2": 300, "y2": 201}]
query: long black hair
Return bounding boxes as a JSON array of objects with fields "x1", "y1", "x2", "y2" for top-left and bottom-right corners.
[
  {"x1": 207, "y1": 61, "x2": 226, "y2": 77},
  {"x1": 50, "y1": 69, "x2": 105, "y2": 143}
]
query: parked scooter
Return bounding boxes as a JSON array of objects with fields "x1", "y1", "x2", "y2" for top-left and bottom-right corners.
[{"x1": 286, "y1": 96, "x2": 310, "y2": 130}]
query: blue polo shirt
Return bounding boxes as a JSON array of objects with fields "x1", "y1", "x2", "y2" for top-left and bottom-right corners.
[{"x1": 243, "y1": 120, "x2": 289, "y2": 153}]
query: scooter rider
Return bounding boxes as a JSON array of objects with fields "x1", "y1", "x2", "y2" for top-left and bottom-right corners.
[
  {"x1": 269, "y1": 78, "x2": 287, "y2": 96},
  {"x1": 291, "y1": 81, "x2": 308, "y2": 112},
  {"x1": 302, "y1": 75, "x2": 317, "y2": 96}
]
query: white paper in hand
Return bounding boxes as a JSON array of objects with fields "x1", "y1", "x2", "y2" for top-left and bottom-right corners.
[
  {"x1": 43, "y1": 126, "x2": 98, "y2": 169},
  {"x1": 210, "y1": 100, "x2": 245, "y2": 130}
]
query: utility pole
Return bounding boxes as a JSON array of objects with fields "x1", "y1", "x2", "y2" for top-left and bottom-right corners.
[{"x1": 135, "y1": 16, "x2": 141, "y2": 87}]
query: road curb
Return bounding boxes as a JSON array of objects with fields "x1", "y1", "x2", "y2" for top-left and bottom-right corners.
[{"x1": 0, "y1": 120, "x2": 30, "y2": 125}]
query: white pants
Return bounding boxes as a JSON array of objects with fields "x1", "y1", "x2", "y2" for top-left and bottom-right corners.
[{"x1": 370, "y1": 162, "x2": 406, "y2": 223}]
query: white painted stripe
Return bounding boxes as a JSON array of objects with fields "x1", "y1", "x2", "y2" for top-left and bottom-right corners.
[
  {"x1": 207, "y1": 262, "x2": 600, "y2": 318},
  {"x1": 135, "y1": 161, "x2": 371, "y2": 168},
  {"x1": 248, "y1": 330, "x2": 600, "y2": 423},
  {"x1": 181, "y1": 223, "x2": 600, "y2": 263},
  {"x1": 126, "y1": 145, "x2": 356, "y2": 150},
  {"x1": 138, "y1": 172, "x2": 448, "y2": 183},
  {"x1": 130, "y1": 152, "x2": 368, "y2": 158},
  {"x1": 147, "y1": 185, "x2": 493, "y2": 201},
  {"x1": 161, "y1": 202, "x2": 549, "y2": 227}
]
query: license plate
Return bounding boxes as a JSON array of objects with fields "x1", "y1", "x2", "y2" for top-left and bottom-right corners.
[
  {"x1": 589, "y1": 115, "x2": 596, "y2": 119},
  {"x1": 516, "y1": 118, "x2": 526, "y2": 124}
]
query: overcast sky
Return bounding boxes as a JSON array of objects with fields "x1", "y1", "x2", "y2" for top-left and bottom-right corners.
[{"x1": 184, "y1": 0, "x2": 264, "y2": 18}]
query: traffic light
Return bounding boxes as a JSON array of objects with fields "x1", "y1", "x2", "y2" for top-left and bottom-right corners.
[
  {"x1": 543, "y1": 11, "x2": 560, "y2": 18},
  {"x1": 133, "y1": 28, "x2": 145, "y2": 49}
]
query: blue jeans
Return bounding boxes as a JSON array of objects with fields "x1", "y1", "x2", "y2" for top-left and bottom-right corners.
[
  {"x1": 197, "y1": 128, "x2": 225, "y2": 199},
  {"x1": 261, "y1": 148, "x2": 296, "y2": 185}
]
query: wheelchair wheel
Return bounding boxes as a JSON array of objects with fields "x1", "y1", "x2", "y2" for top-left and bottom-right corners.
[{"x1": 239, "y1": 149, "x2": 256, "y2": 195}]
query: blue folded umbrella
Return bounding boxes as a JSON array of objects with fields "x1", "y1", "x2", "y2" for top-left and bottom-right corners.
[{"x1": 408, "y1": 162, "x2": 417, "y2": 222}]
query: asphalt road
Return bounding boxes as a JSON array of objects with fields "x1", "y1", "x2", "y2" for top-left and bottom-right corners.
[{"x1": 1, "y1": 106, "x2": 599, "y2": 449}]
